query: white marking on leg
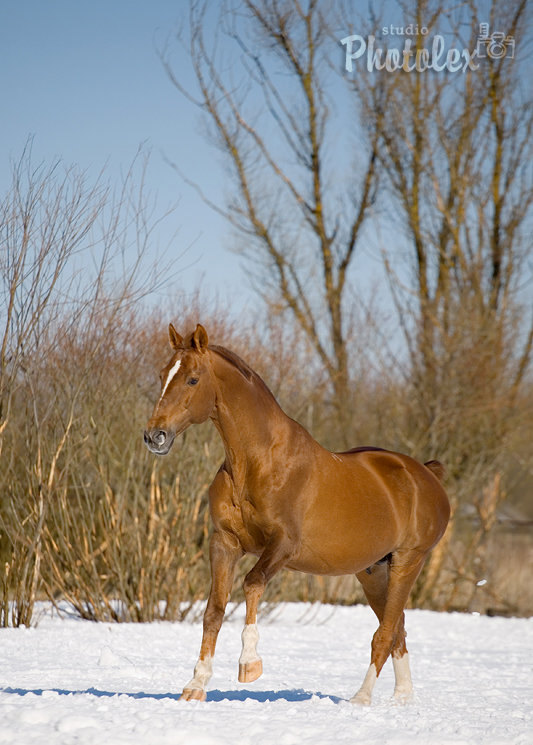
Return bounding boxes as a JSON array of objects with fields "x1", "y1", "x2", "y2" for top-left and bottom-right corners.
[
  {"x1": 159, "y1": 359, "x2": 181, "y2": 401},
  {"x1": 392, "y1": 652, "x2": 413, "y2": 703},
  {"x1": 351, "y1": 663, "x2": 377, "y2": 706},
  {"x1": 183, "y1": 655, "x2": 213, "y2": 692},
  {"x1": 239, "y1": 624, "x2": 260, "y2": 665}
]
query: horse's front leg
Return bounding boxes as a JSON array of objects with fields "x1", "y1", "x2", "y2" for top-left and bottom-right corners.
[
  {"x1": 181, "y1": 530, "x2": 241, "y2": 701},
  {"x1": 239, "y1": 531, "x2": 293, "y2": 683}
]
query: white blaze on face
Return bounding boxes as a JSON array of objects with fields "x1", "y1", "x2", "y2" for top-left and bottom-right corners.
[{"x1": 159, "y1": 358, "x2": 181, "y2": 402}]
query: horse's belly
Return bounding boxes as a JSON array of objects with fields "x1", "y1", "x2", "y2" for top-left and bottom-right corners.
[
  {"x1": 290, "y1": 482, "x2": 405, "y2": 575},
  {"x1": 288, "y1": 530, "x2": 396, "y2": 576}
]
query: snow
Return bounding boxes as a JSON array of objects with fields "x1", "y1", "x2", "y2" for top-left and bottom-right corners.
[{"x1": 0, "y1": 603, "x2": 531, "y2": 744}]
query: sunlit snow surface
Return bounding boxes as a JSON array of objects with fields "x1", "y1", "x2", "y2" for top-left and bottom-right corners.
[{"x1": 0, "y1": 603, "x2": 531, "y2": 744}]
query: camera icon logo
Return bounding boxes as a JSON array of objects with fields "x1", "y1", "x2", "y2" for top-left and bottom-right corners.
[{"x1": 476, "y1": 23, "x2": 515, "y2": 59}]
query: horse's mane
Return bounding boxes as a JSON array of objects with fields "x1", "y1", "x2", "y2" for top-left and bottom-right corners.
[
  {"x1": 210, "y1": 345, "x2": 254, "y2": 380},
  {"x1": 210, "y1": 345, "x2": 275, "y2": 399}
]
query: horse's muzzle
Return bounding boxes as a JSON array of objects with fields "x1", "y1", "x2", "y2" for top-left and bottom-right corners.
[{"x1": 143, "y1": 428, "x2": 175, "y2": 455}]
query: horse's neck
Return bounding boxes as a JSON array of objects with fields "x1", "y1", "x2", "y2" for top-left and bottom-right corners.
[{"x1": 210, "y1": 352, "x2": 289, "y2": 480}]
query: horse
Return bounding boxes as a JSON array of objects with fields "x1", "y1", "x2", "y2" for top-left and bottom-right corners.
[{"x1": 144, "y1": 323, "x2": 450, "y2": 704}]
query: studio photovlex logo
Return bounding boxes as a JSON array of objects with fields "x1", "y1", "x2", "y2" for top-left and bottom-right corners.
[{"x1": 340, "y1": 22, "x2": 516, "y2": 74}]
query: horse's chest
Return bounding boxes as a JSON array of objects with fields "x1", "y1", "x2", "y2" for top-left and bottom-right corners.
[
  {"x1": 237, "y1": 498, "x2": 268, "y2": 553},
  {"x1": 209, "y1": 468, "x2": 268, "y2": 553},
  {"x1": 213, "y1": 493, "x2": 266, "y2": 555}
]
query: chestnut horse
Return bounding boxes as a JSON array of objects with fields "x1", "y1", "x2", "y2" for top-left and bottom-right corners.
[{"x1": 144, "y1": 324, "x2": 450, "y2": 704}]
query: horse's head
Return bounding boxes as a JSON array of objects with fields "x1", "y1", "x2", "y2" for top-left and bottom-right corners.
[{"x1": 144, "y1": 323, "x2": 216, "y2": 455}]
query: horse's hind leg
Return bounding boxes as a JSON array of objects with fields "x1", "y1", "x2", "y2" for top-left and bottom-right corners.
[
  {"x1": 356, "y1": 559, "x2": 412, "y2": 703},
  {"x1": 352, "y1": 549, "x2": 427, "y2": 705}
]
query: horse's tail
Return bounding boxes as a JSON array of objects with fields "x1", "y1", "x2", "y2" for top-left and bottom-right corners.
[{"x1": 424, "y1": 459, "x2": 446, "y2": 482}]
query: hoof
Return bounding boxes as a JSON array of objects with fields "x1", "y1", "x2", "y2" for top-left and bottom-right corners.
[
  {"x1": 238, "y1": 658, "x2": 263, "y2": 683},
  {"x1": 180, "y1": 688, "x2": 207, "y2": 702},
  {"x1": 350, "y1": 690, "x2": 372, "y2": 706},
  {"x1": 393, "y1": 688, "x2": 413, "y2": 705}
]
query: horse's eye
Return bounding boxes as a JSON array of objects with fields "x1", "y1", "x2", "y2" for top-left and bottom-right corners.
[{"x1": 188, "y1": 377, "x2": 199, "y2": 386}]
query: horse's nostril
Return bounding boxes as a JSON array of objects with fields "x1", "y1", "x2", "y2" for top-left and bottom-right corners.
[{"x1": 144, "y1": 429, "x2": 167, "y2": 448}]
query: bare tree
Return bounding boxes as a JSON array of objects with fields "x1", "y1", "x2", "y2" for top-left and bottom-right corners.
[
  {"x1": 359, "y1": 0, "x2": 531, "y2": 378},
  {"x1": 343, "y1": 0, "x2": 533, "y2": 606},
  {"x1": 162, "y1": 0, "x2": 379, "y2": 440},
  {"x1": 0, "y1": 142, "x2": 104, "y2": 440},
  {"x1": 161, "y1": 0, "x2": 533, "y2": 611}
]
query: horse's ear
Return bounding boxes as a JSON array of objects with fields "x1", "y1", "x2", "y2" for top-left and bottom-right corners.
[
  {"x1": 191, "y1": 324, "x2": 208, "y2": 352},
  {"x1": 168, "y1": 323, "x2": 183, "y2": 351}
]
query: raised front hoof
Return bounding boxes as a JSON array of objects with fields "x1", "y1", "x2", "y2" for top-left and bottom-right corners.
[
  {"x1": 180, "y1": 688, "x2": 207, "y2": 702},
  {"x1": 350, "y1": 690, "x2": 372, "y2": 706},
  {"x1": 238, "y1": 658, "x2": 263, "y2": 683}
]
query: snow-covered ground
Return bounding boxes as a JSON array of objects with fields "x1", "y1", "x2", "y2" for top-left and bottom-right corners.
[{"x1": 0, "y1": 602, "x2": 531, "y2": 744}]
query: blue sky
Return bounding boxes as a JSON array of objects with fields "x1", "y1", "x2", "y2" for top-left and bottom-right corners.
[
  {"x1": 0, "y1": 1, "x2": 246, "y2": 309},
  {"x1": 0, "y1": 0, "x2": 397, "y2": 320},
  {"x1": 1, "y1": 1, "x2": 517, "y2": 324}
]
